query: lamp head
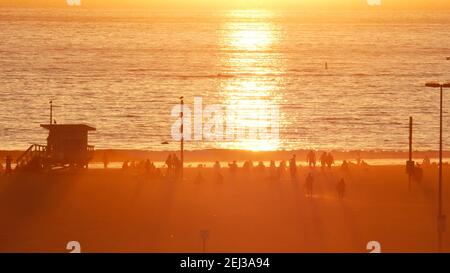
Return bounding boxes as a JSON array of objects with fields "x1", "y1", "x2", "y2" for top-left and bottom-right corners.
[{"x1": 426, "y1": 82, "x2": 442, "y2": 88}]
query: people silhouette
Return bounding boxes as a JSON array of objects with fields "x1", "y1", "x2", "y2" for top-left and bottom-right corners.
[
  {"x1": 307, "y1": 150, "x2": 316, "y2": 167},
  {"x1": 341, "y1": 160, "x2": 349, "y2": 172},
  {"x1": 228, "y1": 160, "x2": 238, "y2": 175},
  {"x1": 213, "y1": 161, "x2": 221, "y2": 173},
  {"x1": 326, "y1": 152, "x2": 334, "y2": 169},
  {"x1": 278, "y1": 161, "x2": 286, "y2": 179},
  {"x1": 337, "y1": 178, "x2": 346, "y2": 200},
  {"x1": 305, "y1": 173, "x2": 314, "y2": 198},
  {"x1": 122, "y1": 160, "x2": 129, "y2": 171},
  {"x1": 243, "y1": 160, "x2": 253, "y2": 173},
  {"x1": 269, "y1": 160, "x2": 277, "y2": 180},
  {"x1": 320, "y1": 152, "x2": 327, "y2": 170},
  {"x1": 165, "y1": 154, "x2": 173, "y2": 173},
  {"x1": 360, "y1": 160, "x2": 369, "y2": 170},
  {"x1": 144, "y1": 159, "x2": 155, "y2": 177},
  {"x1": 213, "y1": 161, "x2": 222, "y2": 183},
  {"x1": 289, "y1": 155, "x2": 297, "y2": 180},
  {"x1": 172, "y1": 153, "x2": 181, "y2": 180},
  {"x1": 256, "y1": 161, "x2": 265, "y2": 174}
]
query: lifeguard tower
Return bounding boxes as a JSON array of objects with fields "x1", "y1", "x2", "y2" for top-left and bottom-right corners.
[
  {"x1": 43, "y1": 124, "x2": 96, "y2": 167},
  {"x1": 16, "y1": 124, "x2": 96, "y2": 171},
  {"x1": 16, "y1": 101, "x2": 96, "y2": 171}
]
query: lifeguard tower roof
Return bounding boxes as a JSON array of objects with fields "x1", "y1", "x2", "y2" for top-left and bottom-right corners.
[{"x1": 40, "y1": 124, "x2": 96, "y2": 131}]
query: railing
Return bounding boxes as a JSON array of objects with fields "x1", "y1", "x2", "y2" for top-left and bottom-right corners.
[
  {"x1": 87, "y1": 145, "x2": 95, "y2": 160},
  {"x1": 16, "y1": 144, "x2": 48, "y2": 166}
]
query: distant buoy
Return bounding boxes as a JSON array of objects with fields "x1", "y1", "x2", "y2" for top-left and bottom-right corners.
[{"x1": 325, "y1": 62, "x2": 328, "y2": 70}]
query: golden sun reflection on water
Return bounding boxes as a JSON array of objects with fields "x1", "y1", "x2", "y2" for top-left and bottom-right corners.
[
  {"x1": 219, "y1": 10, "x2": 283, "y2": 151},
  {"x1": 228, "y1": 27, "x2": 274, "y2": 51}
]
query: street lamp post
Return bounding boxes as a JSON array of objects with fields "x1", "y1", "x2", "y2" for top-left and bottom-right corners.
[
  {"x1": 407, "y1": 116, "x2": 413, "y2": 192},
  {"x1": 180, "y1": 96, "x2": 184, "y2": 182},
  {"x1": 425, "y1": 82, "x2": 450, "y2": 252}
]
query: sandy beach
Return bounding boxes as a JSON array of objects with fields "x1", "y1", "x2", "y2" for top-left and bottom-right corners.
[{"x1": 0, "y1": 162, "x2": 448, "y2": 253}]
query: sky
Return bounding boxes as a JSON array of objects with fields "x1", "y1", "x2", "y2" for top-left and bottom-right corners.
[{"x1": 0, "y1": 0, "x2": 450, "y2": 9}]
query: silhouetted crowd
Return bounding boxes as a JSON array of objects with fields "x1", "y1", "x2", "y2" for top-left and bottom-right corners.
[
  {"x1": 121, "y1": 158, "x2": 162, "y2": 179},
  {"x1": 3, "y1": 149, "x2": 436, "y2": 199}
]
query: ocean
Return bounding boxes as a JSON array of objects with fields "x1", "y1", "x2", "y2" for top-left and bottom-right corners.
[{"x1": 1, "y1": 8, "x2": 450, "y2": 151}]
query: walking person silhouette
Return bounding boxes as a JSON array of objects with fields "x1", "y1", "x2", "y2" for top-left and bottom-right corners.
[
  {"x1": 320, "y1": 152, "x2": 327, "y2": 171},
  {"x1": 290, "y1": 155, "x2": 297, "y2": 181},
  {"x1": 307, "y1": 150, "x2": 316, "y2": 168}
]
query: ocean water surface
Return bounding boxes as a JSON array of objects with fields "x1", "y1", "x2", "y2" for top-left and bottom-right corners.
[{"x1": 0, "y1": 8, "x2": 450, "y2": 151}]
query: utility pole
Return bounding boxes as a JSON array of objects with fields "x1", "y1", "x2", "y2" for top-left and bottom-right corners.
[
  {"x1": 438, "y1": 85, "x2": 444, "y2": 252},
  {"x1": 425, "y1": 82, "x2": 450, "y2": 252},
  {"x1": 180, "y1": 96, "x2": 184, "y2": 182},
  {"x1": 408, "y1": 117, "x2": 413, "y2": 192}
]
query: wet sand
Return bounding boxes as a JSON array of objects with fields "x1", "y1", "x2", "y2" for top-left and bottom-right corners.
[{"x1": 0, "y1": 164, "x2": 448, "y2": 253}]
